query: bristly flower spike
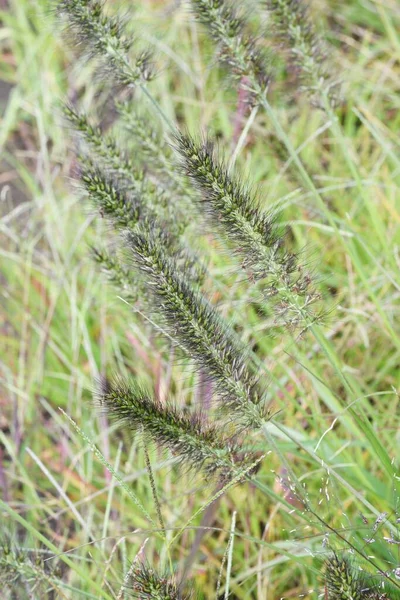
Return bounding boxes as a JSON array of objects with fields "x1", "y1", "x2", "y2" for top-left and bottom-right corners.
[
  {"x1": 265, "y1": 0, "x2": 339, "y2": 105},
  {"x1": 98, "y1": 377, "x2": 253, "y2": 480},
  {"x1": 91, "y1": 246, "x2": 140, "y2": 303},
  {"x1": 189, "y1": 0, "x2": 271, "y2": 100},
  {"x1": 80, "y1": 165, "x2": 206, "y2": 286},
  {"x1": 128, "y1": 562, "x2": 192, "y2": 599},
  {"x1": 127, "y1": 225, "x2": 267, "y2": 429},
  {"x1": 116, "y1": 100, "x2": 194, "y2": 204},
  {"x1": 174, "y1": 132, "x2": 322, "y2": 330},
  {"x1": 57, "y1": 0, "x2": 154, "y2": 88},
  {"x1": 64, "y1": 105, "x2": 145, "y2": 188},
  {"x1": 324, "y1": 554, "x2": 386, "y2": 600},
  {"x1": 65, "y1": 105, "x2": 176, "y2": 220},
  {"x1": 80, "y1": 164, "x2": 143, "y2": 231}
]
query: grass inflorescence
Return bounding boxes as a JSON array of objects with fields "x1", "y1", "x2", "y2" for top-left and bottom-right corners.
[
  {"x1": 174, "y1": 131, "x2": 323, "y2": 329},
  {"x1": 56, "y1": 0, "x2": 154, "y2": 88},
  {"x1": 189, "y1": 0, "x2": 271, "y2": 100},
  {"x1": 126, "y1": 225, "x2": 267, "y2": 429},
  {"x1": 98, "y1": 376, "x2": 254, "y2": 480},
  {"x1": 265, "y1": 0, "x2": 339, "y2": 104}
]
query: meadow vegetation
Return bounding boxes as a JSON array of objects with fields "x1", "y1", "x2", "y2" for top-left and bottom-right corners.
[{"x1": 0, "y1": 0, "x2": 400, "y2": 598}]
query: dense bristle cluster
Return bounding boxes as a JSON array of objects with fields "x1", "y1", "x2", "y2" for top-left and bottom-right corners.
[
  {"x1": 65, "y1": 105, "x2": 171, "y2": 214},
  {"x1": 323, "y1": 554, "x2": 391, "y2": 600},
  {"x1": 116, "y1": 101, "x2": 170, "y2": 169},
  {"x1": 64, "y1": 105, "x2": 144, "y2": 186},
  {"x1": 65, "y1": 105, "x2": 194, "y2": 239},
  {"x1": 129, "y1": 563, "x2": 189, "y2": 599},
  {"x1": 57, "y1": 0, "x2": 154, "y2": 87},
  {"x1": 190, "y1": 0, "x2": 270, "y2": 99},
  {"x1": 98, "y1": 377, "x2": 249, "y2": 479},
  {"x1": 127, "y1": 226, "x2": 267, "y2": 429},
  {"x1": 174, "y1": 132, "x2": 322, "y2": 329},
  {"x1": 80, "y1": 164, "x2": 144, "y2": 230},
  {"x1": 80, "y1": 163, "x2": 205, "y2": 287}
]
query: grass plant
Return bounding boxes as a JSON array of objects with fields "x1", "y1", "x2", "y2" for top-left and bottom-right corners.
[{"x1": 0, "y1": 0, "x2": 399, "y2": 598}]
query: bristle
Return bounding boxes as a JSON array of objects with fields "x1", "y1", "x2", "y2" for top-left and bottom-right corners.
[
  {"x1": 128, "y1": 563, "x2": 190, "y2": 599},
  {"x1": 265, "y1": 0, "x2": 340, "y2": 105}
]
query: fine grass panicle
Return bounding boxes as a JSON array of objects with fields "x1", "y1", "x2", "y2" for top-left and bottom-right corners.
[
  {"x1": 56, "y1": 0, "x2": 154, "y2": 88},
  {"x1": 116, "y1": 101, "x2": 195, "y2": 206},
  {"x1": 116, "y1": 101, "x2": 171, "y2": 172},
  {"x1": 80, "y1": 163, "x2": 144, "y2": 230},
  {"x1": 64, "y1": 104, "x2": 147, "y2": 192},
  {"x1": 174, "y1": 131, "x2": 322, "y2": 329},
  {"x1": 127, "y1": 225, "x2": 267, "y2": 429},
  {"x1": 189, "y1": 0, "x2": 271, "y2": 99},
  {"x1": 64, "y1": 104, "x2": 190, "y2": 231},
  {"x1": 64, "y1": 105, "x2": 175, "y2": 227},
  {"x1": 80, "y1": 162, "x2": 206, "y2": 294},
  {"x1": 98, "y1": 377, "x2": 252, "y2": 480}
]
